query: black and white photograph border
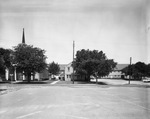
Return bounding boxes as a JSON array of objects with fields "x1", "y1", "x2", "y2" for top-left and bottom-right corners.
[{"x1": 0, "y1": 0, "x2": 150, "y2": 119}]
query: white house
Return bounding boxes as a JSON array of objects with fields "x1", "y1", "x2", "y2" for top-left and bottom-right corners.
[
  {"x1": 65, "y1": 62, "x2": 73, "y2": 81},
  {"x1": 105, "y1": 64, "x2": 129, "y2": 79},
  {"x1": 58, "y1": 64, "x2": 66, "y2": 80},
  {"x1": 64, "y1": 62, "x2": 86, "y2": 81}
]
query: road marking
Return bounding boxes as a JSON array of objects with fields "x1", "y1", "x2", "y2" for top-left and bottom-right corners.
[
  {"x1": 16, "y1": 111, "x2": 42, "y2": 119},
  {"x1": 46, "y1": 103, "x2": 91, "y2": 109},
  {"x1": 51, "y1": 80, "x2": 60, "y2": 85},
  {"x1": 0, "y1": 110, "x2": 7, "y2": 114},
  {"x1": 17, "y1": 99, "x2": 22, "y2": 101},
  {"x1": 28, "y1": 93, "x2": 32, "y2": 95},
  {"x1": 108, "y1": 94, "x2": 150, "y2": 111},
  {"x1": 61, "y1": 114, "x2": 88, "y2": 119},
  {"x1": 47, "y1": 105, "x2": 53, "y2": 108},
  {"x1": 93, "y1": 89, "x2": 150, "y2": 112},
  {"x1": 117, "y1": 96, "x2": 150, "y2": 111}
]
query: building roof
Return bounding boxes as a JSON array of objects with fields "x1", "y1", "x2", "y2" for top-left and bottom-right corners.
[
  {"x1": 63, "y1": 62, "x2": 128, "y2": 71},
  {"x1": 114, "y1": 64, "x2": 129, "y2": 70},
  {"x1": 65, "y1": 62, "x2": 73, "y2": 68}
]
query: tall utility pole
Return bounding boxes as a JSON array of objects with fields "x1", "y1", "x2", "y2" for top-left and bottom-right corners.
[
  {"x1": 72, "y1": 41, "x2": 75, "y2": 84},
  {"x1": 129, "y1": 57, "x2": 132, "y2": 84}
]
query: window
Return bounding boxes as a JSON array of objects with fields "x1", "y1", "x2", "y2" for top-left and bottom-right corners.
[{"x1": 68, "y1": 67, "x2": 70, "y2": 72}]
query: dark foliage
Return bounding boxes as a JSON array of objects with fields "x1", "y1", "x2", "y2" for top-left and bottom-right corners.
[
  {"x1": 13, "y1": 44, "x2": 47, "y2": 82},
  {"x1": 73, "y1": 49, "x2": 117, "y2": 81},
  {"x1": 0, "y1": 48, "x2": 12, "y2": 78},
  {"x1": 122, "y1": 62, "x2": 149, "y2": 80},
  {"x1": 48, "y1": 61, "x2": 60, "y2": 76}
]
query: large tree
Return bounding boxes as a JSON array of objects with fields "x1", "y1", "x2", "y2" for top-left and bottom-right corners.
[
  {"x1": 122, "y1": 62, "x2": 148, "y2": 80},
  {"x1": 147, "y1": 64, "x2": 150, "y2": 77},
  {"x1": 133, "y1": 62, "x2": 147, "y2": 79},
  {"x1": 48, "y1": 61, "x2": 60, "y2": 76},
  {"x1": 122, "y1": 65, "x2": 134, "y2": 76},
  {"x1": 73, "y1": 49, "x2": 117, "y2": 82},
  {"x1": 13, "y1": 44, "x2": 47, "y2": 82},
  {"x1": 0, "y1": 48, "x2": 12, "y2": 79}
]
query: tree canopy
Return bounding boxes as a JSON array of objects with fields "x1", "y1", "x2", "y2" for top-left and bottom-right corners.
[
  {"x1": 122, "y1": 61, "x2": 149, "y2": 80},
  {"x1": 48, "y1": 61, "x2": 60, "y2": 76},
  {"x1": 147, "y1": 64, "x2": 150, "y2": 77},
  {"x1": 13, "y1": 44, "x2": 47, "y2": 82},
  {"x1": 0, "y1": 48, "x2": 12, "y2": 68},
  {"x1": 0, "y1": 48, "x2": 12, "y2": 77},
  {"x1": 73, "y1": 49, "x2": 117, "y2": 81}
]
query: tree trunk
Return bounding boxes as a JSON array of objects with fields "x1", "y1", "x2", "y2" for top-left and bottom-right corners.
[
  {"x1": 85, "y1": 75, "x2": 90, "y2": 82},
  {"x1": 96, "y1": 77, "x2": 98, "y2": 84},
  {"x1": 27, "y1": 73, "x2": 31, "y2": 83}
]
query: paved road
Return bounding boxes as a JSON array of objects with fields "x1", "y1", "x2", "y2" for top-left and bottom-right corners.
[
  {"x1": 91, "y1": 78, "x2": 150, "y2": 86},
  {"x1": 0, "y1": 84, "x2": 150, "y2": 119}
]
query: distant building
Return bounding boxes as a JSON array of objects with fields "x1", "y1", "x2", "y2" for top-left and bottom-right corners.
[
  {"x1": 34, "y1": 64, "x2": 67, "y2": 81},
  {"x1": 64, "y1": 63, "x2": 129, "y2": 81},
  {"x1": 105, "y1": 64, "x2": 129, "y2": 79},
  {"x1": 58, "y1": 64, "x2": 66, "y2": 80},
  {"x1": 65, "y1": 62, "x2": 73, "y2": 81},
  {"x1": 64, "y1": 62, "x2": 85, "y2": 81}
]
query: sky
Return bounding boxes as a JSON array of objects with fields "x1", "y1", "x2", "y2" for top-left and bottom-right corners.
[{"x1": 0, "y1": 0, "x2": 149, "y2": 64}]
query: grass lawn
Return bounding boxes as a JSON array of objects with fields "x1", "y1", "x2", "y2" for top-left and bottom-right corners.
[
  {"x1": 0, "y1": 79, "x2": 56, "y2": 95},
  {"x1": 56, "y1": 80, "x2": 108, "y2": 85}
]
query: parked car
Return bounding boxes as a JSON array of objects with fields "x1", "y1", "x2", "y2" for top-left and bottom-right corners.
[
  {"x1": 142, "y1": 77, "x2": 150, "y2": 83},
  {"x1": 90, "y1": 76, "x2": 95, "y2": 79}
]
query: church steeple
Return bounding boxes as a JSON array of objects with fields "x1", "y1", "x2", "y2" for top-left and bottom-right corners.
[{"x1": 22, "y1": 28, "x2": 25, "y2": 44}]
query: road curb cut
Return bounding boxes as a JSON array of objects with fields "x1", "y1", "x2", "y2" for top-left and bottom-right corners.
[{"x1": 50, "y1": 80, "x2": 60, "y2": 85}]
